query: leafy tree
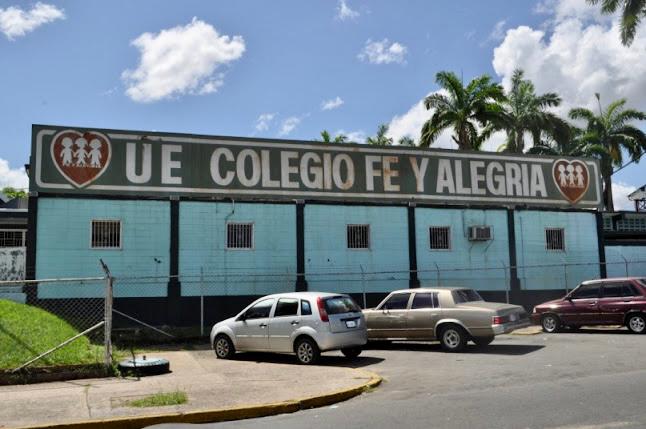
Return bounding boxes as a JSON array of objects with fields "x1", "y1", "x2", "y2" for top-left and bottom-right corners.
[
  {"x1": 587, "y1": 0, "x2": 646, "y2": 46},
  {"x1": 1, "y1": 187, "x2": 27, "y2": 199},
  {"x1": 398, "y1": 136, "x2": 416, "y2": 146},
  {"x1": 319, "y1": 130, "x2": 348, "y2": 143},
  {"x1": 366, "y1": 124, "x2": 393, "y2": 146},
  {"x1": 420, "y1": 71, "x2": 505, "y2": 151},
  {"x1": 497, "y1": 69, "x2": 568, "y2": 153},
  {"x1": 567, "y1": 94, "x2": 646, "y2": 211}
]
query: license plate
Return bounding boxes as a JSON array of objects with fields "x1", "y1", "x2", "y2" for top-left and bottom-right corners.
[{"x1": 345, "y1": 320, "x2": 357, "y2": 328}]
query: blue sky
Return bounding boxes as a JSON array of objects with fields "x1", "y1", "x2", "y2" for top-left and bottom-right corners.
[{"x1": 0, "y1": 0, "x2": 644, "y2": 208}]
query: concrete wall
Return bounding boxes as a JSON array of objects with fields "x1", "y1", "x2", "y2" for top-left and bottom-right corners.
[
  {"x1": 304, "y1": 205, "x2": 409, "y2": 293},
  {"x1": 416, "y1": 208, "x2": 510, "y2": 290},
  {"x1": 605, "y1": 246, "x2": 646, "y2": 278},
  {"x1": 36, "y1": 198, "x2": 170, "y2": 298},
  {"x1": 0, "y1": 247, "x2": 25, "y2": 281},
  {"x1": 179, "y1": 201, "x2": 296, "y2": 296},
  {"x1": 515, "y1": 211, "x2": 600, "y2": 290}
]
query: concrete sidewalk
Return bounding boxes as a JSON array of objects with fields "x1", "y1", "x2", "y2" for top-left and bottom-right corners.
[{"x1": 0, "y1": 350, "x2": 381, "y2": 429}]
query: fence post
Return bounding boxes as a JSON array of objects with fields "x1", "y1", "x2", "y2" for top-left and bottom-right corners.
[
  {"x1": 99, "y1": 259, "x2": 113, "y2": 370},
  {"x1": 200, "y1": 267, "x2": 204, "y2": 337},
  {"x1": 619, "y1": 254, "x2": 629, "y2": 276},
  {"x1": 360, "y1": 264, "x2": 367, "y2": 309}
]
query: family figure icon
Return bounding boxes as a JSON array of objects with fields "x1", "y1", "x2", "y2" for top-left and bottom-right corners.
[
  {"x1": 60, "y1": 136, "x2": 103, "y2": 168},
  {"x1": 557, "y1": 163, "x2": 586, "y2": 188}
]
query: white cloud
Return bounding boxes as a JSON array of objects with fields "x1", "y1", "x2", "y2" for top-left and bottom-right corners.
[
  {"x1": 613, "y1": 181, "x2": 637, "y2": 211},
  {"x1": 255, "y1": 113, "x2": 276, "y2": 132},
  {"x1": 0, "y1": 2, "x2": 64, "y2": 40},
  {"x1": 122, "y1": 18, "x2": 245, "y2": 103},
  {"x1": 0, "y1": 159, "x2": 28, "y2": 190},
  {"x1": 336, "y1": 0, "x2": 359, "y2": 21},
  {"x1": 335, "y1": 129, "x2": 366, "y2": 143},
  {"x1": 358, "y1": 39, "x2": 407, "y2": 65},
  {"x1": 486, "y1": 20, "x2": 507, "y2": 44},
  {"x1": 321, "y1": 96, "x2": 344, "y2": 111},
  {"x1": 279, "y1": 116, "x2": 301, "y2": 136},
  {"x1": 493, "y1": 1, "x2": 646, "y2": 116}
]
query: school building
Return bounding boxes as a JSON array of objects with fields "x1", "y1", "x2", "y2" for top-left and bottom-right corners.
[{"x1": 15, "y1": 124, "x2": 646, "y2": 326}]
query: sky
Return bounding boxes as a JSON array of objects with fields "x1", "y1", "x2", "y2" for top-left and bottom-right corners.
[{"x1": 0, "y1": 0, "x2": 644, "y2": 209}]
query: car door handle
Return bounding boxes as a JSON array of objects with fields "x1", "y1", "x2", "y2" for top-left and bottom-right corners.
[
  {"x1": 259, "y1": 323, "x2": 267, "y2": 328},
  {"x1": 589, "y1": 302, "x2": 597, "y2": 305},
  {"x1": 291, "y1": 321, "x2": 300, "y2": 326}
]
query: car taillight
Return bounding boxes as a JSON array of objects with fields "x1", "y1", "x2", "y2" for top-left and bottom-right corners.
[
  {"x1": 492, "y1": 316, "x2": 505, "y2": 325},
  {"x1": 317, "y1": 297, "x2": 329, "y2": 322}
]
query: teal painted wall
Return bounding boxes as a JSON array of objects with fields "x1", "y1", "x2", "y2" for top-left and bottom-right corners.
[
  {"x1": 515, "y1": 211, "x2": 600, "y2": 290},
  {"x1": 415, "y1": 208, "x2": 510, "y2": 291},
  {"x1": 304, "y1": 205, "x2": 409, "y2": 294},
  {"x1": 179, "y1": 202, "x2": 296, "y2": 296},
  {"x1": 605, "y1": 246, "x2": 646, "y2": 277},
  {"x1": 36, "y1": 198, "x2": 170, "y2": 298}
]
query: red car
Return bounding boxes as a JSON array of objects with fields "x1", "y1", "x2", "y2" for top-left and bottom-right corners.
[{"x1": 531, "y1": 277, "x2": 646, "y2": 334}]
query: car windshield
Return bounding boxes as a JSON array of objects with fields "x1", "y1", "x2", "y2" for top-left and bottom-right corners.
[
  {"x1": 638, "y1": 278, "x2": 646, "y2": 288},
  {"x1": 324, "y1": 296, "x2": 361, "y2": 314},
  {"x1": 452, "y1": 289, "x2": 484, "y2": 303}
]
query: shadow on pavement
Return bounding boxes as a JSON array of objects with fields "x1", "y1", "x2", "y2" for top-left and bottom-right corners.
[
  {"x1": 366, "y1": 341, "x2": 544, "y2": 356},
  {"x1": 230, "y1": 351, "x2": 385, "y2": 368},
  {"x1": 557, "y1": 327, "x2": 631, "y2": 335}
]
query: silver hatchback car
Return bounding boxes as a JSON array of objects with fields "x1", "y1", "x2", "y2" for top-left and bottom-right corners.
[{"x1": 210, "y1": 292, "x2": 367, "y2": 364}]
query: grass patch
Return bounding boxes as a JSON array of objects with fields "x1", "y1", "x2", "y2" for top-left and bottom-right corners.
[
  {"x1": 0, "y1": 299, "x2": 103, "y2": 370},
  {"x1": 126, "y1": 391, "x2": 188, "y2": 408}
]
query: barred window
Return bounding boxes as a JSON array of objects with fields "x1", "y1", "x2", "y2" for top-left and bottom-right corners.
[
  {"x1": 429, "y1": 226, "x2": 451, "y2": 250},
  {"x1": 91, "y1": 220, "x2": 121, "y2": 249},
  {"x1": 546, "y1": 228, "x2": 565, "y2": 251},
  {"x1": 347, "y1": 224, "x2": 370, "y2": 249},
  {"x1": 227, "y1": 223, "x2": 253, "y2": 249},
  {"x1": 0, "y1": 230, "x2": 26, "y2": 247}
]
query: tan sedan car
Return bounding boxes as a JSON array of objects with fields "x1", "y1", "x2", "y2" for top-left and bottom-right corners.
[{"x1": 363, "y1": 287, "x2": 530, "y2": 352}]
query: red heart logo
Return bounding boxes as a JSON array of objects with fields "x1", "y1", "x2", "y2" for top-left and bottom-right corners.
[
  {"x1": 552, "y1": 159, "x2": 590, "y2": 204},
  {"x1": 50, "y1": 130, "x2": 112, "y2": 188}
]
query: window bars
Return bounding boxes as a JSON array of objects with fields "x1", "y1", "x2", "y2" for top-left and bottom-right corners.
[
  {"x1": 429, "y1": 226, "x2": 451, "y2": 250},
  {"x1": 347, "y1": 224, "x2": 370, "y2": 249},
  {"x1": 0, "y1": 229, "x2": 26, "y2": 247},
  {"x1": 91, "y1": 220, "x2": 121, "y2": 249},
  {"x1": 226, "y1": 222, "x2": 254, "y2": 249},
  {"x1": 545, "y1": 227, "x2": 565, "y2": 251}
]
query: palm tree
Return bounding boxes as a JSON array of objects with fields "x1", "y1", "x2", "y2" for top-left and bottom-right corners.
[
  {"x1": 366, "y1": 124, "x2": 393, "y2": 146},
  {"x1": 398, "y1": 136, "x2": 416, "y2": 146},
  {"x1": 319, "y1": 130, "x2": 348, "y2": 143},
  {"x1": 568, "y1": 94, "x2": 646, "y2": 211},
  {"x1": 587, "y1": 0, "x2": 646, "y2": 46},
  {"x1": 498, "y1": 69, "x2": 568, "y2": 153},
  {"x1": 420, "y1": 71, "x2": 505, "y2": 151}
]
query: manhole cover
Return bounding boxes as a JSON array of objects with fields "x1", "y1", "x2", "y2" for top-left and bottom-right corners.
[{"x1": 118, "y1": 356, "x2": 170, "y2": 376}]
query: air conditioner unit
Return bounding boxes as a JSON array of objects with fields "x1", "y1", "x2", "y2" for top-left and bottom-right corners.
[{"x1": 468, "y1": 226, "x2": 492, "y2": 241}]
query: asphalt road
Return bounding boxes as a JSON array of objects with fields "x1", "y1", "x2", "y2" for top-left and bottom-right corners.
[{"x1": 151, "y1": 329, "x2": 646, "y2": 429}]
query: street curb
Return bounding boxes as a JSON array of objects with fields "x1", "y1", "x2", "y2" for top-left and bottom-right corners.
[
  {"x1": 509, "y1": 327, "x2": 542, "y2": 336},
  {"x1": 13, "y1": 369, "x2": 382, "y2": 429}
]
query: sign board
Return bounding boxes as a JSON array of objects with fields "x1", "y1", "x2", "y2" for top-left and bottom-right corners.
[{"x1": 31, "y1": 125, "x2": 603, "y2": 209}]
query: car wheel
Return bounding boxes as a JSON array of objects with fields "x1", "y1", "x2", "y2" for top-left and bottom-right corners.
[
  {"x1": 214, "y1": 334, "x2": 235, "y2": 359},
  {"x1": 295, "y1": 337, "x2": 320, "y2": 365},
  {"x1": 439, "y1": 325, "x2": 467, "y2": 352},
  {"x1": 541, "y1": 314, "x2": 561, "y2": 333},
  {"x1": 627, "y1": 314, "x2": 646, "y2": 334},
  {"x1": 341, "y1": 347, "x2": 362, "y2": 359},
  {"x1": 472, "y1": 336, "x2": 495, "y2": 347}
]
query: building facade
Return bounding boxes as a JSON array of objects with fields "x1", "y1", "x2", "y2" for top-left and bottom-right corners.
[{"x1": 24, "y1": 124, "x2": 646, "y2": 326}]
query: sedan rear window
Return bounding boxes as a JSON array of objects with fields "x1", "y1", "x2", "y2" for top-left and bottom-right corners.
[
  {"x1": 324, "y1": 296, "x2": 361, "y2": 315},
  {"x1": 452, "y1": 289, "x2": 483, "y2": 303},
  {"x1": 638, "y1": 279, "x2": 646, "y2": 288}
]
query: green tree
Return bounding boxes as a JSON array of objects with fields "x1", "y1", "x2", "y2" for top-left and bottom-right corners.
[
  {"x1": 587, "y1": 0, "x2": 646, "y2": 46},
  {"x1": 319, "y1": 130, "x2": 348, "y2": 143},
  {"x1": 366, "y1": 124, "x2": 393, "y2": 146},
  {"x1": 498, "y1": 69, "x2": 567, "y2": 153},
  {"x1": 1, "y1": 187, "x2": 27, "y2": 199},
  {"x1": 398, "y1": 136, "x2": 416, "y2": 146},
  {"x1": 420, "y1": 71, "x2": 505, "y2": 151},
  {"x1": 568, "y1": 94, "x2": 646, "y2": 211}
]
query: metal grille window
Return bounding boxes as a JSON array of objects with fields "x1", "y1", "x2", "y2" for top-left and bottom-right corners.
[
  {"x1": 0, "y1": 230, "x2": 26, "y2": 247},
  {"x1": 347, "y1": 224, "x2": 370, "y2": 249},
  {"x1": 226, "y1": 223, "x2": 254, "y2": 249},
  {"x1": 545, "y1": 228, "x2": 565, "y2": 251},
  {"x1": 429, "y1": 226, "x2": 451, "y2": 250},
  {"x1": 90, "y1": 220, "x2": 121, "y2": 249}
]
